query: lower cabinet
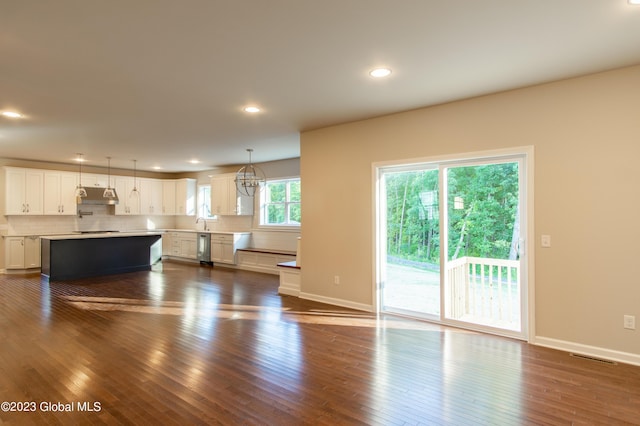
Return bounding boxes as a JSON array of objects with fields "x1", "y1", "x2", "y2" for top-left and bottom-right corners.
[
  {"x1": 5, "y1": 236, "x2": 41, "y2": 270},
  {"x1": 163, "y1": 232, "x2": 197, "y2": 260},
  {"x1": 211, "y1": 233, "x2": 250, "y2": 265},
  {"x1": 210, "y1": 234, "x2": 234, "y2": 264}
]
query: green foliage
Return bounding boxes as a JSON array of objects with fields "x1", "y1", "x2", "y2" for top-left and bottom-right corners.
[
  {"x1": 265, "y1": 179, "x2": 301, "y2": 225},
  {"x1": 386, "y1": 163, "x2": 519, "y2": 265},
  {"x1": 386, "y1": 169, "x2": 440, "y2": 264}
]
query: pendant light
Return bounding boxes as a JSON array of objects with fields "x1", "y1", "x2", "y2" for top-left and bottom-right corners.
[
  {"x1": 130, "y1": 159, "x2": 140, "y2": 199},
  {"x1": 103, "y1": 156, "x2": 116, "y2": 198},
  {"x1": 75, "y1": 153, "x2": 88, "y2": 198},
  {"x1": 235, "y1": 148, "x2": 265, "y2": 197}
]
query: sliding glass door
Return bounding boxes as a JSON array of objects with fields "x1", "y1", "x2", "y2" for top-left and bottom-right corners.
[
  {"x1": 380, "y1": 167, "x2": 440, "y2": 319},
  {"x1": 377, "y1": 151, "x2": 529, "y2": 339}
]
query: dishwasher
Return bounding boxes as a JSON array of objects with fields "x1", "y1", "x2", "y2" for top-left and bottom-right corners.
[{"x1": 197, "y1": 233, "x2": 213, "y2": 266}]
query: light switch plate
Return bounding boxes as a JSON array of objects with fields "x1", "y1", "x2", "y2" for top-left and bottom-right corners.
[{"x1": 624, "y1": 315, "x2": 636, "y2": 330}]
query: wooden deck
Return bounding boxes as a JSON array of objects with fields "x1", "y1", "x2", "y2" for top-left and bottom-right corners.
[{"x1": 1, "y1": 261, "x2": 639, "y2": 424}]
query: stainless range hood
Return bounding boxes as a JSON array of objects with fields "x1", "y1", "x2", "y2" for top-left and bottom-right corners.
[{"x1": 76, "y1": 186, "x2": 119, "y2": 205}]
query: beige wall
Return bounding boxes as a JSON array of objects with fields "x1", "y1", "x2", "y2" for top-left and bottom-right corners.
[{"x1": 301, "y1": 64, "x2": 640, "y2": 358}]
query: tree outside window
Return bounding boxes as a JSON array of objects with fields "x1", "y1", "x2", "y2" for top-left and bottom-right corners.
[{"x1": 261, "y1": 178, "x2": 300, "y2": 226}]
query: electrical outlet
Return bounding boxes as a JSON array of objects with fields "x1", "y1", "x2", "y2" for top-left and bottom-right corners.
[
  {"x1": 541, "y1": 235, "x2": 551, "y2": 248},
  {"x1": 624, "y1": 315, "x2": 636, "y2": 330},
  {"x1": 334, "y1": 275, "x2": 340, "y2": 285}
]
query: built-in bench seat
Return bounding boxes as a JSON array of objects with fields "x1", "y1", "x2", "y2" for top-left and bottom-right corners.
[
  {"x1": 237, "y1": 248, "x2": 297, "y2": 256},
  {"x1": 277, "y1": 260, "x2": 301, "y2": 296},
  {"x1": 236, "y1": 248, "x2": 297, "y2": 275}
]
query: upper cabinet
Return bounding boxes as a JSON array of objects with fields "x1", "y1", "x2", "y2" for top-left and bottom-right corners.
[
  {"x1": 139, "y1": 178, "x2": 163, "y2": 215},
  {"x1": 210, "y1": 173, "x2": 253, "y2": 216},
  {"x1": 5, "y1": 167, "x2": 44, "y2": 215},
  {"x1": 162, "y1": 180, "x2": 176, "y2": 215},
  {"x1": 82, "y1": 173, "x2": 109, "y2": 188},
  {"x1": 4, "y1": 167, "x2": 198, "y2": 217},
  {"x1": 175, "y1": 178, "x2": 196, "y2": 216},
  {"x1": 43, "y1": 171, "x2": 77, "y2": 215},
  {"x1": 114, "y1": 176, "x2": 140, "y2": 215},
  {"x1": 115, "y1": 177, "x2": 195, "y2": 216}
]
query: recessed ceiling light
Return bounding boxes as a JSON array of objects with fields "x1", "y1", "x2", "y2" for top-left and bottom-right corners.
[
  {"x1": 1, "y1": 111, "x2": 24, "y2": 118},
  {"x1": 243, "y1": 106, "x2": 261, "y2": 113},
  {"x1": 629, "y1": 0, "x2": 640, "y2": 4},
  {"x1": 369, "y1": 68, "x2": 392, "y2": 78},
  {"x1": 189, "y1": 159, "x2": 200, "y2": 164},
  {"x1": 152, "y1": 166, "x2": 162, "y2": 170}
]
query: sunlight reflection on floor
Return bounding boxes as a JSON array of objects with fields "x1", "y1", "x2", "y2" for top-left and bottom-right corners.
[{"x1": 60, "y1": 295, "x2": 474, "y2": 332}]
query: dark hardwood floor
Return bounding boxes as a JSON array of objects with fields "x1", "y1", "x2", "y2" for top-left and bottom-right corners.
[{"x1": 1, "y1": 261, "x2": 639, "y2": 425}]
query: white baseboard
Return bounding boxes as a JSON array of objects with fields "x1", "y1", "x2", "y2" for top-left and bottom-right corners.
[
  {"x1": 299, "y1": 292, "x2": 373, "y2": 313},
  {"x1": 534, "y1": 336, "x2": 640, "y2": 367}
]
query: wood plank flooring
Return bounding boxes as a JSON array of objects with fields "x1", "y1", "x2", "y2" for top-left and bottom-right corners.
[{"x1": 0, "y1": 261, "x2": 639, "y2": 425}]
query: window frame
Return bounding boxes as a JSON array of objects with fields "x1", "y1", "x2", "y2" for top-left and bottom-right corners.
[
  {"x1": 197, "y1": 184, "x2": 216, "y2": 219},
  {"x1": 259, "y1": 177, "x2": 301, "y2": 228}
]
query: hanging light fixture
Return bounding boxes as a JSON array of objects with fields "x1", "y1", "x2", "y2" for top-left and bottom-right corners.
[
  {"x1": 103, "y1": 156, "x2": 116, "y2": 199},
  {"x1": 235, "y1": 148, "x2": 266, "y2": 197},
  {"x1": 130, "y1": 159, "x2": 140, "y2": 199},
  {"x1": 75, "y1": 153, "x2": 88, "y2": 198}
]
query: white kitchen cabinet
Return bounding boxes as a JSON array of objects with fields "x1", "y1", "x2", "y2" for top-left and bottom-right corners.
[
  {"x1": 162, "y1": 180, "x2": 176, "y2": 215},
  {"x1": 5, "y1": 237, "x2": 25, "y2": 269},
  {"x1": 166, "y1": 232, "x2": 197, "y2": 260},
  {"x1": 114, "y1": 176, "x2": 140, "y2": 215},
  {"x1": 210, "y1": 175, "x2": 229, "y2": 215},
  {"x1": 139, "y1": 178, "x2": 163, "y2": 215},
  {"x1": 175, "y1": 178, "x2": 196, "y2": 216},
  {"x1": 4, "y1": 167, "x2": 44, "y2": 215},
  {"x1": 4, "y1": 236, "x2": 40, "y2": 270},
  {"x1": 82, "y1": 173, "x2": 109, "y2": 188},
  {"x1": 210, "y1": 234, "x2": 234, "y2": 264},
  {"x1": 24, "y1": 236, "x2": 41, "y2": 268},
  {"x1": 210, "y1": 233, "x2": 250, "y2": 264},
  {"x1": 210, "y1": 173, "x2": 253, "y2": 216},
  {"x1": 43, "y1": 171, "x2": 78, "y2": 215}
]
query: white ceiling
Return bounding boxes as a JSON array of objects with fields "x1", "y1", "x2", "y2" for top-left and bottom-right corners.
[{"x1": 1, "y1": 1, "x2": 640, "y2": 172}]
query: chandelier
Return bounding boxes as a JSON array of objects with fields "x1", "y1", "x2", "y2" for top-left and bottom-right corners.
[{"x1": 235, "y1": 149, "x2": 265, "y2": 197}]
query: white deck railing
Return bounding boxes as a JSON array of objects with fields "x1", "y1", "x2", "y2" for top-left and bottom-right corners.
[{"x1": 446, "y1": 256, "x2": 520, "y2": 329}]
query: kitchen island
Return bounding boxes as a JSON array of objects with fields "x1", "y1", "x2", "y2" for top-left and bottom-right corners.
[{"x1": 41, "y1": 232, "x2": 163, "y2": 281}]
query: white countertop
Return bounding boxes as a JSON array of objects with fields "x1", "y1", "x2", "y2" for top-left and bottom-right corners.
[
  {"x1": 10, "y1": 229, "x2": 251, "y2": 239},
  {"x1": 162, "y1": 229, "x2": 251, "y2": 235},
  {"x1": 41, "y1": 231, "x2": 163, "y2": 240}
]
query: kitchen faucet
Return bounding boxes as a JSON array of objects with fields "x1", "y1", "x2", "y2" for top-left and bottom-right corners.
[{"x1": 195, "y1": 217, "x2": 209, "y2": 231}]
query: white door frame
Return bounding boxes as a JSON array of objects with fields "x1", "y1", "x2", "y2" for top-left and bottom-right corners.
[{"x1": 373, "y1": 146, "x2": 535, "y2": 341}]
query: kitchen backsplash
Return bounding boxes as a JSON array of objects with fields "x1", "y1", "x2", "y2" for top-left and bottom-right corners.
[
  {"x1": 7, "y1": 208, "x2": 253, "y2": 236},
  {"x1": 6, "y1": 205, "x2": 175, "y2": 235},
  {"x1": 175, "y1": 215, "x2": 252, "y2": 232},
  {"x1": 7, "y1": 208, "x2": 299, "y2": 252}
]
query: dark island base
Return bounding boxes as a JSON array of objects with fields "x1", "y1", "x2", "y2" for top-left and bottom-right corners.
[{"x1": 41, "y1": 235, "x2": 162, "y2": 281}]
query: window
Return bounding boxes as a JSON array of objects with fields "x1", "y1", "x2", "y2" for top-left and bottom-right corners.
[
  {"x1": 260, "y1": 178, "x2": 301, "y2": 226},
  {"x1": 197, "y1": 184, "x2": 214, "y2": 218}
]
